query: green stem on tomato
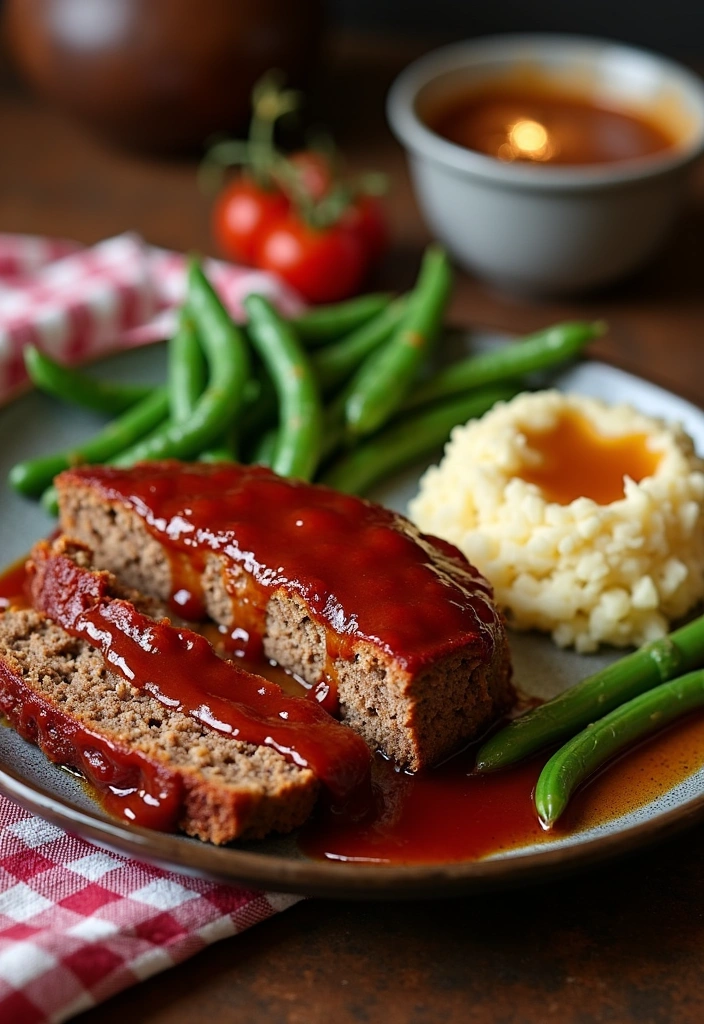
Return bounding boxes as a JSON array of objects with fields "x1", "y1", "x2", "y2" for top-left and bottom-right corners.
[{"x1": 249, "y1": 72, "x2": 301, "y2": 189}]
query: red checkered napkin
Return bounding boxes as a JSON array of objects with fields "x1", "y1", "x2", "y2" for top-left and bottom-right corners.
[
  {"x1": 0, "y1": 232, "x2": 304, "y2": 405},
  {"x1": 0, "y1": 799, "x2": 301, "y2": 1024}
]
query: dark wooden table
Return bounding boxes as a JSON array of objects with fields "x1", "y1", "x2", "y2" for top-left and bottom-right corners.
[{"x1": 3, "y1": 31, "x2": 704, "y2": 1024}]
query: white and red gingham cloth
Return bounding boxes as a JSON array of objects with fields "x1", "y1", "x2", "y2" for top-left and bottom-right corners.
[
  {"x1": 0, "y1": 800, "x2": 300, "y2": 1024},
  {"x1": 0, "y1": 231, "x2": 304, "y2": 405},
  {"x1": 0, "y1": 233, "x2": 307, "y2": 1022}
]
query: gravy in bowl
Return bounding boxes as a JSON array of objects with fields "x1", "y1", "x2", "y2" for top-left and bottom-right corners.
[{"x1": 426, "y1": 79, "x2": 678, "y2": 166}]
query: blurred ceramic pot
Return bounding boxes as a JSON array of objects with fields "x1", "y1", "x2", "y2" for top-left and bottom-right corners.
[{"x1": 4, "y1": 0, "x2": 324, "y2": 152}]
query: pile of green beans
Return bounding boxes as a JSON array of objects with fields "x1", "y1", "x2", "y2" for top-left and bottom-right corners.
[
  {"x1": 475, "y1": 612, "x2": 704, "y2": 828},
  {"x1": 8, "y1": 246, "x2": 604, "y2": 508}
]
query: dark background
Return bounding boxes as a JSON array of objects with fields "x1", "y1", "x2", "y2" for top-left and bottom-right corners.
[
  {"x1": 332, "y1": 2, "x2": 699, "y2": 59},
  {"x1": 0, "y1": 2, "x2": 701, "y2": 60}
]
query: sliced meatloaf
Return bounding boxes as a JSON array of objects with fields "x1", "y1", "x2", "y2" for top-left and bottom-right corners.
[
  {"x1": 57, "y1": 462, "x2": 515, "y2": 771},
  {"x1": 0, "y1": 537, "x2": 374, "y2": 843},
  {"x1": 0, "y1": 606, "x2": 318, "y2": 842}
]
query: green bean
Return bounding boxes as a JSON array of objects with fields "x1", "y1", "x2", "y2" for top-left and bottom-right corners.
[
  {"x1": 199, "y1": 446, "x2": 235, "y2": 463},
  {"x1": 239, "y1": 371, "x2": 278, "y2": 440},
  {"x1": 344, "y1": 246, "x2": 452, "y2": 438},
  {"x1": 251, "y1": 428, "x2": 279, "y2": 467},
  {"x1": 312, "y1": 296, "x2": 409, "y2": 395},
  {"x1": 244, "y1": 293, "x2": 323, "y2": 481},
  {"x1": 475, "y1": 613, "x2": 704, "y2": 773},
  {"x1": 40, "y1": 485, "x2": 59, "y2": 516},
  {"x1": 110, "y1": 260, "x2": 251, "y2": 466},
  {"x1": 9, "y1": 387, "x2": 169, "y2": 498},
  {"x1": 321, "y1": 384, "x2": 518, "y2": 495},
  {"x1": 201, "y1": 416, "x2": 241, "y2": 463},
  {"x1": 535, "y1": 669, "x2": 704, "y2": 828},
  {"x1": 236, "y1": 373, "x2": 280, "y2": 464},
  {"x1": 168, "y1": 311, "x2": 235, "y2": 463},
  {"x1": 318, "y1": 408, "x2": 346, "y2": 463},
  {"x1": 23, "y1": 345, "x2": 152, "y2": 414},
  {"x1": 403, "y1": 321, "x2": 605, "y2": 412},
  {"x1": 291, "y1": 293, "x2": 392, "y2": 345},
  {"x1": 167, "y1": 311, "x2": 207, "y2": 424}
]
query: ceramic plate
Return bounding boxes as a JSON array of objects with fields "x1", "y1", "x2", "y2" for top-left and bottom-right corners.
[{"x1": 2, "y1": 338, "x2": 704, "y2": 899}]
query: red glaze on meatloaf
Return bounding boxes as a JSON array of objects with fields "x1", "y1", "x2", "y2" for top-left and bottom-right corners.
[{"x1": 57, "y1": 462, "x2": 514, "y2": 769}]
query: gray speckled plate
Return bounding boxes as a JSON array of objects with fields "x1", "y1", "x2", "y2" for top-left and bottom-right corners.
[{"x1": 2, "y1": 338, "x2": 704, "y2": 898}]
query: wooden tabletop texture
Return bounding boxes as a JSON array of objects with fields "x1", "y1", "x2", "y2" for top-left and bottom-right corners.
[{"x1": 3, "y1": 31, "x2": 704, "y2": 1024}]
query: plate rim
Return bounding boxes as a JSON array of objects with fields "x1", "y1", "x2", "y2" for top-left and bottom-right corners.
[
  {"x1": 2, "y1": 745, "x2": 704, "y2": 899},
  {"x1": 2, "y1": 346, "x2": 704, "y2": 899}
]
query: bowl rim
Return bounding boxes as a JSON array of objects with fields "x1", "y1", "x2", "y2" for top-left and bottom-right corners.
[{"x1": 387, "y1": 32, "x2": 704, "y2": 191}]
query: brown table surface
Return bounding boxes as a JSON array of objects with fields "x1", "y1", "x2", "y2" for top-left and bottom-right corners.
[{"x1": 3, "y1": 30, "x2": 704, "y2": 1024}]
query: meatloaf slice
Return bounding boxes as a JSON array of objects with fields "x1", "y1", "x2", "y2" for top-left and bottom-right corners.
[
  {"x1": 0, "y1": 607, "x2": 318, "y2": 843},
  {"x1": 26, "y1": 536, "x2": 370, "y2": 799},
  {"x1": 0, "y1": 537, "x2": 333, "y2": 843},
  {"x1": 57, "y1": 462, "x2": 515, "y2": 770}
]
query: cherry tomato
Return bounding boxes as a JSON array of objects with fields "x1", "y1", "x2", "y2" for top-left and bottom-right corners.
[
  {"x1": 287, "y1": 151, "x2": 334, "y2": 202},
  {"x1": 213, "y1": 177, "x2": 289, "y2": 264},
  {"x1": 341, "y1": 195, "x2": 388, "y2": 264},
  {"x1": 256, "y1": 216, "x2": 366, "y2": 304}
]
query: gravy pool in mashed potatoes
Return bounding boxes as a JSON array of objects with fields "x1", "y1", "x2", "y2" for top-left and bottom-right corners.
[{"x1": 409, "y1": 390, "x2": 704, "y2": 652}]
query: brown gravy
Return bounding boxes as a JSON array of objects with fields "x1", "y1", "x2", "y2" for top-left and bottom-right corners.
[
  {"x1": 427, "y1": 83, "x2": 677, "y2": 166},
  {"x1": 301, "y1": 713, "x2": 704, "y2": 865},
  {"x1": 517, "y1": 407, "x2": 661, "y2": 505}
]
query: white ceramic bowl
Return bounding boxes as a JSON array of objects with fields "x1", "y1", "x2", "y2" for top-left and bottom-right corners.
[{"x1": 387, "y1": 34, "x2": 704, "y2": 296}]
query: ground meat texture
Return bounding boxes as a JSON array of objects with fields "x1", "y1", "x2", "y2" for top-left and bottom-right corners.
[
  {"x1": 57, "y1": 469, "x2": 515, "y2": 770},
  {"x1": 0, "y1": 607, "x2": 318, "y2": 844}
]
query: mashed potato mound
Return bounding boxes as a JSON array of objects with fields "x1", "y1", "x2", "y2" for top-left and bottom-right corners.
[{"x1": 409, "y1": 390, "x2": 704, "y2": 652}]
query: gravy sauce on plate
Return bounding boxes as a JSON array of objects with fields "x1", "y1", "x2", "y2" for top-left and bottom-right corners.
[{"x1": 301, "y1": 712, "x2": 704, "y2": 863}]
